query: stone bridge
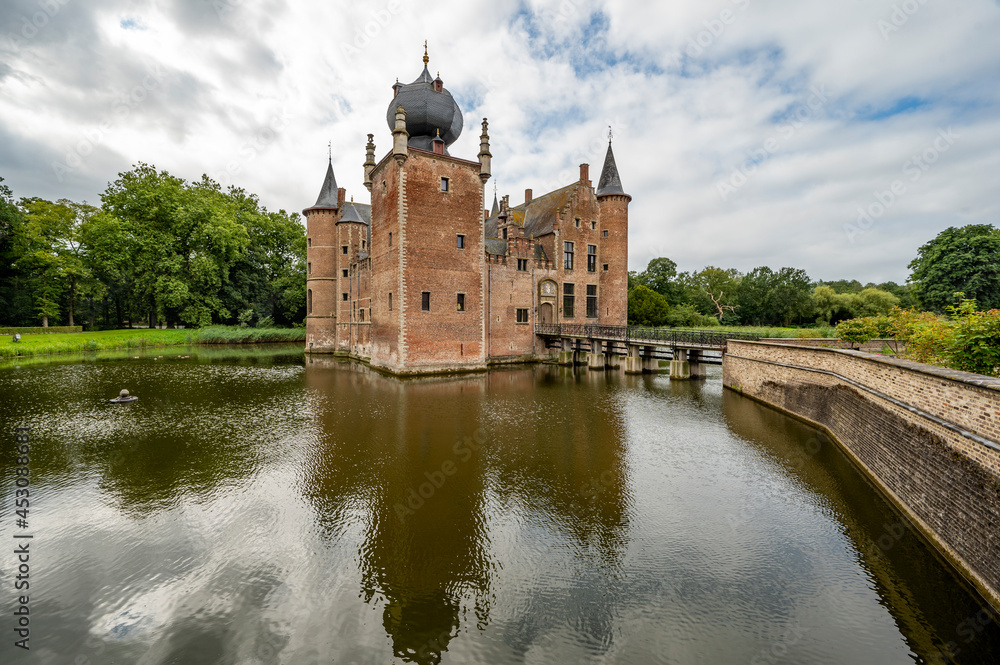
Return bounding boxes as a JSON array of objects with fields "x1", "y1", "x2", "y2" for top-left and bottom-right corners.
[{"x1": 534, "y1": 324, "x2": 763, "y2": 379}]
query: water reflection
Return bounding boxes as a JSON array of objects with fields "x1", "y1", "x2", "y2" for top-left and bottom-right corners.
[{"x1": 301, "y1": 359, "x2": 632, "y2": 663}]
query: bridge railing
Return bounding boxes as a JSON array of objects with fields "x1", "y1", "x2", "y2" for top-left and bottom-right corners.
[{"x1": 534, "y1": 323, "x2": 762, "y2": 347}]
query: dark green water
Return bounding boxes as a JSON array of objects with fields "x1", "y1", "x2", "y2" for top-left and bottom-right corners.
[{"x1": 0, "y1": 345, "x2": 997, "y2": 664}]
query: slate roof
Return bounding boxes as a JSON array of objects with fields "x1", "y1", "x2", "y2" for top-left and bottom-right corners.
[
  {"x1": 485, "y1": 184, "x2": 577, "y2": 240},
  {"x1": 485, "y1": 238, "x2": 508, "y2": 256},
  {"x1": 313, "y1": 159, "x2": 339, "y2": 208},
  {"x1": 596, "y1": 141, "x2": 625, "y2": 196},
  {"x1": 387, "y1": 64, "x2": 463, "y2": 151}
]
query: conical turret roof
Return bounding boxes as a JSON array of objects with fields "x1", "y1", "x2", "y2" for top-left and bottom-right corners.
[
  {"x1": 596, "y1": 140, "x2": 626, "y2": 196},
  {"x1": 314, "y1": 159, "x2": 339, "y2": 208},
  {"x1": 490, "y1": 193, "x2": 500, "y2": 217}
]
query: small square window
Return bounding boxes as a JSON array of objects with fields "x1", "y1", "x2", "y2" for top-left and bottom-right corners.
[
  {"x1": 457, "y1": 293, "x2": 466, "y2": 311},
  {"x1": 422, "y1": 292, "x2": 430, "y2": 311},
  {"x1": 342, "y1": 293, "x2": 348, "y2": 301},
  {"x1": 342, "y1": 245, "x2": 348, "y2": 255},
  {"x1": 457, "y1": 234, "x2": 465, "y2": 249},
  {"x1": 516, "y1": 308, "x2": 529, "y2": 323},
  {"x1": 603, "y1": 264, "x2": 609, "y2": 271},
  {"x1": 603, "y1": 230, "x2": 609, "y2": 238},
  {"x1": 517, "y1": 258, "x2": 528, "y2": 271},
  {"x1": 343, "y1": 269, "x2": 348, "y2": 278},
  {"x1": 441, "y1": 177, "x2": 449, "y2": 192}
]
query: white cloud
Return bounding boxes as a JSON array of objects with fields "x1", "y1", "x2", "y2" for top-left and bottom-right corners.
[{"x1": 1, "y1": 0, "x2": 998, "y2": 283}]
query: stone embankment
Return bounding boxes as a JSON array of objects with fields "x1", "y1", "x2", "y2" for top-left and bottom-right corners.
[{"x1": 724, "y1": 340, "x2": 1000, "y2": 612}]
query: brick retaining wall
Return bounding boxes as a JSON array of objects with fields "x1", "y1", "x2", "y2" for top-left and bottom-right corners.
[{"x1": 724, "y1": 340, "x2": 1000, "y2": 612}]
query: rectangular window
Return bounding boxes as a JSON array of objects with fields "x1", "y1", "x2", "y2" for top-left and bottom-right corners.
[
  {"x1": 389, "y1": 231, "x2": 393, "y2": 247},
  {"x1": 591, "y1": 221, "x2": 596, "y2": 230},
  {"x1": 389, "y1": 292, "x2": 393, "y2": 311},
  {"x1": 457, "y1": 293, "x2": 465, "y2": 312},
  {"x1": 360, "y1": 308, "x2": 365, "y2": 322},
  {"x1": 587, "y1": 284, "x2": 598, "y2": 318},
  {"x1": 342, "y1": 293, "x2": 348, "y2": 301},
  {"x1": 502, "y1": 227, "x2": 507, "y2": 239},
  {"x1": 307, "y1": 262, "x2": 311, "y2": 275},
  {"x1": 563, "y1": 283, "x2": 575, "y2": 318},
  {"x1": 342, "y1": 269, "x2": 348, "y2": 278},
  {"x1": 574, "y1": 218, "x2": 580, "y2": 228},
  {"x1": 422, "y1": 292, "x2": 430, "y2": 311},
  {"x1": 308, "y1": 237, "x2": 312, "y2": 247},
  {"x1": 603, "y1": 230, "x2": 609, "y2": 238},
  {"x1": 563, "y1": 241, "x2": 574, "y2": 270},
  {"x1": 441, "y1": 177, "x2": 449, "y2": 192},
  {"x1": 587, "y1": 245, "x2": 597, "y2": 272},
  {"x1": 517, "y1": 258, "x2": 528, "y2": 271},
  {"x1": 603, "y1": 264, "x2": 609, "y2": 272},
  {"x1": 342, "y1": 245, "x2": 348, "y2": 255},
  {"x1": 516, "y1": 308, "x2": 529, "y2": 323},
  {"x1": 308, "y1": 289, "x2": 312, "y2": 314},
  {"x1": 362, "y1": 240, "x2": 366, "y2": 250},
  {"x1": 457, "y1": 234, "x2": 465, "y2": 249}
]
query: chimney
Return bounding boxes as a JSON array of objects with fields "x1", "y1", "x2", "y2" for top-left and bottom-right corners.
[
  {"x1": 524, "y1": 188, "x2": 533, "y2": 204},
  {"x1": 580, "y1": 164, "x2": 589, "y2": 184},
  {"x1": 337, "y1": 187, "x2": 346, "y2": 208}
]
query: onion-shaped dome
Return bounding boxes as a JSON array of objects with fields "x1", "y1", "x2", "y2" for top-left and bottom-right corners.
[{"x1": 386, "y1": 63, "x2": 463, "y2": 154}]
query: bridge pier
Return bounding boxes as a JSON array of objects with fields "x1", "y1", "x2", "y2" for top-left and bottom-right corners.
[
  {"x1": 689, "y1": 349, "x2": 706, "y2": 379},
  {"x1": 670, "y1": 348, "x2": 691, "y2": 380},
  {"x1": 625, "y1": 344, "x2": 643, "y2": 374},
  {"x1": 605, "y1": 349, "x2": 621, "y2": 369},
  {"x1": 587, "y1": 340, "x2": 605, "y2": 370},
  {"x1": 642, "y1": 346, "x2": 658, "y2": 373},
  {"x1": 558, "y1": 338, "x2": 574, "y2": 366}
]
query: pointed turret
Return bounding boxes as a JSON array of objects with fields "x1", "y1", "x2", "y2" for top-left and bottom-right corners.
[
  {"x1": 490, "y1": 193, "x2": 500, "y2": 217},
  {"x1": 314, "y1": 158, "x2": 340, "y2": 208},
  {"x1": 596, "y1": 137, "x2": 626, "y2": 197}
]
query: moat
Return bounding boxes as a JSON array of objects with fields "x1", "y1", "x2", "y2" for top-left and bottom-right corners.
[{"x1": 1, "y1": 345, "x2": 997, "y2": 664}]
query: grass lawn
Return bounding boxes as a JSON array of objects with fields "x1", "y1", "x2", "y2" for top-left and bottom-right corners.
[
  {"x1": 685, "y1": 325, "x2": 838, "y2": 338},
  {"x1": 0, "y1": 326, "x2": 305, "y2": 360}
]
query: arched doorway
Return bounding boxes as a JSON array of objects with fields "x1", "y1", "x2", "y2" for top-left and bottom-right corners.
[{"x1": 539, "y1": 302, "x2": 553, "y2": 325}]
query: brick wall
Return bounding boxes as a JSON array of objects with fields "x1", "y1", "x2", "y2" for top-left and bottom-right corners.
[
  {"x1": 370, "y1": 155, "x2": 402, "y2": 368},
  {"x1": 597, "y1": 194, "x2": 629, "y2": 326},
  {"x1": 397, "y1": 149, "x2": 485, "y2": 371},
  {"x1": 305, "y1": 207, "x2": 339, "y2": 352},
  {"x1": 724, "y1": 340, "x2": 1000, "y2": 611}
]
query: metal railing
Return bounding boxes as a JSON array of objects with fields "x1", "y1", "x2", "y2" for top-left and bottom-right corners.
[{"x1": 534, "y1": 323, "x2": 762, "y2": 348}]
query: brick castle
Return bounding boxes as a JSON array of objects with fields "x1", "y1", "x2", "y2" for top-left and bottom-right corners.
[{"x1": 304, "y1": 49, "x2": 630, "y2": 374}]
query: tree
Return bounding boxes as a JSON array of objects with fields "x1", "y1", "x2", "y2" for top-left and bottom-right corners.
[
  {"x1": 737, "y1": 267, "x2": 776, "y2": 325},
  {"x1": 632, "y1": 257, "x2": 686, "y2": 305},
  {"x1": 688, "y1": 266, "x2": 741, "y2": 322},
  {"x1": 0, "y1": 177, "x2": 32, "y2": 326},
  {"x1": 909, "y1": 225, "x2": 1000, "y2": 313},
  {"x1": 99, "y1": 165, "x2": 250, "y2": 327},
  {"x1": 813, "y1": 285, "x2": 854, "y2": 325},
  {"x1": 852, "y1": 287, "x2": 900, "y2": 318},
  {"x1": 628, "y1": 285, "x2": 670, "y2": 326}
]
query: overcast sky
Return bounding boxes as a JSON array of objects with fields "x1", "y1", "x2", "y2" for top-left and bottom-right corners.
[{"x1": 2, "y1": 0, "x2": 998, "y2": 283}]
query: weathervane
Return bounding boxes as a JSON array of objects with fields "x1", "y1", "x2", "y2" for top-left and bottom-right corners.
[
  {"x1": 608, "y1": 126, "x2": 613, "y2": 143},
  {"x1": 423, "y1": 40, "x2": 429, "y2": 65},
  {"x1": 327, "y1": 141, "x2": 331, "y2": 160}
]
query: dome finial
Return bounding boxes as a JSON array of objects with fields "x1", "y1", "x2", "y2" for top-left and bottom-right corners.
[{"x1": 423, "y1": 40, "x2": 429, "y2": 65}]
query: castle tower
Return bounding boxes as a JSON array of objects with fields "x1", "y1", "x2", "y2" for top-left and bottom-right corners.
[
  {"x1": 304, "y1": 158, "x2": 343, "y2": 352},
  {"x1": 368, "y1": 47, "x2": 489, "y2": 373},
  {"x1": 596, "y1": 134, "x2": 631, "y2": 326}
]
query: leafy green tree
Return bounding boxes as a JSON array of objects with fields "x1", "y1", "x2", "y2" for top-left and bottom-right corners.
[
  {"x1": 909, "y1": 225, "x2": 1000, "y2": 312},
  {"x1": 100, "y1": 165, "x2": 250, "y2": 327},
  {"x1": 0, "y1": 178, "x2": 32, "y2": 326},
  {"x1": 852, "y1": 287, "x2": 900, "y2": 318},
  {"x1": 632, "y1": 257, "x2": 686, "y2": 305},
  {"x1": 868, "y1": 281, "x2": 916, "y2": 309},
  {"x1": 813, "y1": 285, "x2": 854, "y2": 325},
  {"x1": 628, "y1": 285, "x2": 670, "y2": 326}
]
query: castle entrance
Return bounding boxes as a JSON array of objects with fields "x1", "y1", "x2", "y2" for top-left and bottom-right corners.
[{"x1": 539, "y1": 302, "x2": 553, "y2": 325}]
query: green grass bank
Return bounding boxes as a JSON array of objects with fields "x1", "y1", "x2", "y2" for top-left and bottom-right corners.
[{"x1": 0, "y1": 326, "x2": 306, "y2": 360}]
